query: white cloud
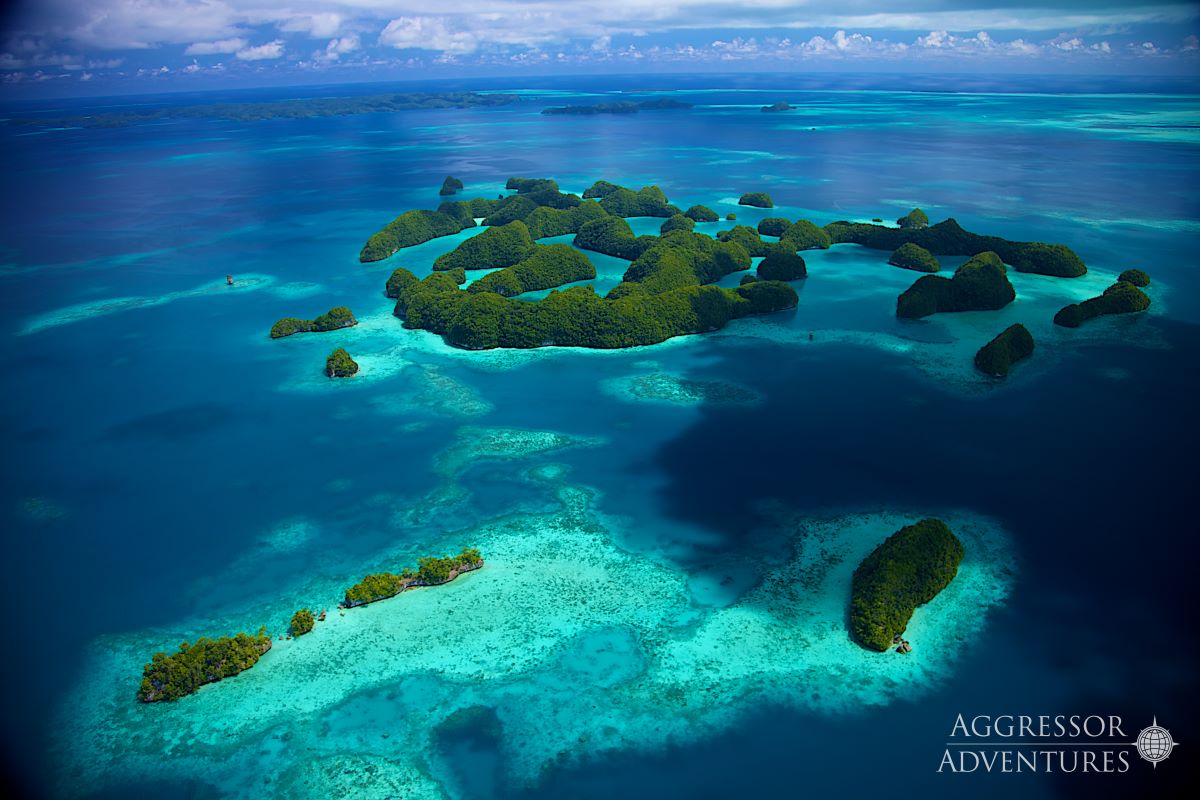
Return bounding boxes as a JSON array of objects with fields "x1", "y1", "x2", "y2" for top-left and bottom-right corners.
[
  {"x1": 185, "y1": 38, "x2": 247, "y2": 56},
  {"x1": 314, "y1": 34, "x2": 360, "y2": 62},
  {"x1": 280, "y1": 13, "x2": 342, "y2": 39},
  {"x1": 379, "y1": 17, "x2": 478, "y2": 54},
  {"x1": 1184, "y1": 34, "x2": 1199, "y2": 51},
  {"x1": 236, "y1": 40, "x2": 285, "y2": 61}
]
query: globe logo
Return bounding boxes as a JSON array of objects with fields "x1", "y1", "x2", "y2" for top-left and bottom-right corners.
[{"x1": 1135, "y1": 718, "x2": 1177, "y2": 767}]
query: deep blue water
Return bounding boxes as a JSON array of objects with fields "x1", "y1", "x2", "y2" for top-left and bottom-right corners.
[{"x1": 1, "y1": 74, "x2": 1198, "y2": 798}]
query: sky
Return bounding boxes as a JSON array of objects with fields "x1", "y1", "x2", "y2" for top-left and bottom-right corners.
[{"x1": 1, "y1": 1, "x2": 1198, "y2": 96}]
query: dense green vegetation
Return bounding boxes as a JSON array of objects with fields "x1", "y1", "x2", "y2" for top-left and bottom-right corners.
[
  {"x1": 395, "y1": 276, "x2": 795, "y2": 350},
  {"x1": 1054, "y1": 281, "x2": 1151, "y2": 328},
  {"x1": 758, "y1": 251, "x2": 808, "y2": 281},
  {"x1": 1118, "y1": 268, "x2": 1151, "y2": 287},
  {"x1": 433, "y1": 221, "x2": 536, "y2": 271},
  {"x1": 573, "y1": 216, "x2": 656, "y2": 260},
  {"x1": 360, "y1": 209, "x2": 474, "y2": 262},
  {"x1": 726, "y1": 213, "x2": 737, "y2": 221},
  {"x1": 9, "y1": 92, "x2": 521, "y2": 129},
  {"x1": 467, "y1": 244, "x2": 596, "y2": 297},
  {"x1": 342, "y1": 548, "x2": 484, "y2": 607},
  {"x1": 780, "y1": 219, "x2": 833, "y2": 250},
  {"x1": 738, "y1": 192, "x2": 774, "y2": 208},
  {"x1": 481, "y1": 195, "x2": 539, "y2": 226},
  {"x1": 897, "y1": 208, "x2": 930, "y2": 229},
  {"x1": 386, "y1": 267, "x2": 419, "y2": 299},
  {"x1": 896, "y1": 252, "x2": 1015, "y2": 319},
  {"x1": 684, "y1": 205, "x2": 720, "y2": 222},
  {"x1": 716, "y1": 225, "x2": 771, "y2": 257},
  {"x1": 506, "y1": 177, "x2": 559, "y2": 194},
  {"x1": 541, "y1": 99, "x2": 692, "y2": 115},
  {"x1": 325, "y1": 348, "x2": 359, "y2": 378},
  {"x1": 661, "y1": 214, "x2": 696, "y2": 235},
  {"x1": 888, "y1": 242, "x2": 940, "y2": 273},
  {"x1": 582, "y1": 180, "x2": 622, "y2": 199},
  {"x1": 849, "y1": 519, "x2": 965, "y2": 652},
  {"x1": 523, "y1": 201, "x2": 609, "y2": 239},
  {"x1": 270, "y1": 306, "x2": 357, "y2": 338},
  {"x1": 137, "y1": 629, "x2": 272, "y2": 702},
  {"x1": 974, "y1": 324, "x2": 1035, "y2": 377},
  {"x1": 824, "y1": 217, "x2": 1087, "y2": 277},
  {"x1": 599, "y1": 185, "x2": 681, "y2": 217},
  {"x1": 289, "y1": 609, "x2": 316, "y2": 637},
  {"x1": 439, "y1": 176, "x2": 464, "y2": 196},
  {"x1": 609, "y1": 231, "x2": 752, "y2": 298},
  {"x1": 757, "y1": 218, "x2": 792, "y2": 237}
]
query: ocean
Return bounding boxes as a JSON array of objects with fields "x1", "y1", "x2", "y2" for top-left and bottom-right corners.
[{"x1": 1, "y1": 74, "x2": 1197, "y2": 799}]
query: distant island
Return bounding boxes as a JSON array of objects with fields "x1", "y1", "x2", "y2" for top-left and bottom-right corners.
[
  {"x1": 138, "y1": 629, "x2": 271, "y2": 703},
  {"x1": 738, "y1": 192, "x2": 774, "y2": 208},
  {"x1": 541, "y1": 99, "x2": 692, "y2": 115},
  {"x1": 6, "y1": 92, "x2": 520, "y2": 129},
  {"x1": 342, "y1": 548, "x2": 484, "y2": 608},
  {"x1": 761, "y1": 102, "x2": 793, "y2": 113},
  {"x1": 850, "y1": 518, "x2": 965, "y2": 652},
  {"x1": 439, "y1": 176, "x2": 464, "y2": 196},
  {"x1": 270, "y1": 306, "x2": 356, "y2": 338}
]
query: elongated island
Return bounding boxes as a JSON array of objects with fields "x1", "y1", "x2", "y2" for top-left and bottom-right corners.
[
  {"x1": 850, "y1": 519, "x2": 965, "y2": 651},
  {"x1": 135, "y1": 548, "x2": 484, "y2": 702}
]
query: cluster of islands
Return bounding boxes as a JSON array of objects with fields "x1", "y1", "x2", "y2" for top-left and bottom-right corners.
[
  {"x1": 136, "y1": 549, "x2": 484, "y2": 703},
  {"x1": 136, "y1": 509, "x2": 969, "y2": 706},
  {"x1": 267, "y1": 175, "x2": 1151, "y2": 382}
]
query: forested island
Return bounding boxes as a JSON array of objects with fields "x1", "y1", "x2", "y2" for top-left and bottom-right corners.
[
  {"x1": 889, "y1": 243, "x2": 940, "y2": 273},
  {"x1": 138, "y1": 629, "x2": 272, "y2": 703},
  {"x1": 342, "y1": 548, "x2": 484, "y2": 608},
  {"x1": 1054, "y1": 279, "x2": 1151, "y2": 327},
  {"x1": 270, "y1": 306, "x2": 356, "y2": 338},
  {"x1": 354, "y1": 181, "x2": 1098, "y2": 357},
  {"x1": 134, "y1": 548, "x2": 484, "y2": 703},
  {"x1": 541, "y1": 99, "x2": 692, "y2": 115},
  {"x1": 850, "y1": 519, "x2": 965, "y2": 651},
  {"x1": 896, "y1": 252, "x2": 1015, "y2": 319},
  {"x1": 738, "y1": 192, "x2": 774, "y2": 208},
  {"x1": 7, "y1": 92, "x2": 519, "y2": 128},
  {"x1": 325, "y1": 348, "x2": 359, "y2": 378},
  {"x1": 975, "y1": 324, "x2": 1035, "y2": 377},
  {"x1": 828, "y1": 214, "x2": 1086, "y2": 277}
]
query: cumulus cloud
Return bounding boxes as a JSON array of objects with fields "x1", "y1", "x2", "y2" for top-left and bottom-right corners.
[
  {"x1": 1184, "y1": 34, "x2": 1199, "y2": 51},
  {"x1": 379, "y1": 17, "x2": 478, "y2": 54},
  {"x1": 185, "y1": 38, "x2": 247, "y2": 56},
  {"x1": 314, "y1": 34, "x2": 360, "y2": 62},
  {"x1": 280, "y1": 13, "x2": 343, "y2": 39},
  {"x1": 236, "y1": 40, "x2": 285, "y2": 61}
]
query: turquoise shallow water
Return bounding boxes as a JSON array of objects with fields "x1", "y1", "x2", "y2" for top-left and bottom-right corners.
[{"x1": 1, "y1": 78, "x2": 1198, "y2": 798}]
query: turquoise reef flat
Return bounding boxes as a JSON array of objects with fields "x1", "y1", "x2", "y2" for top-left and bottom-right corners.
[{"x1": 53, "y1": 425, "x2": 1014, "y2": 799}]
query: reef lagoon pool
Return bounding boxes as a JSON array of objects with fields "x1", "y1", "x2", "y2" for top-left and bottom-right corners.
[{"x1": 1, "y1": 75, "x2": 1198, "y2": 799}]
